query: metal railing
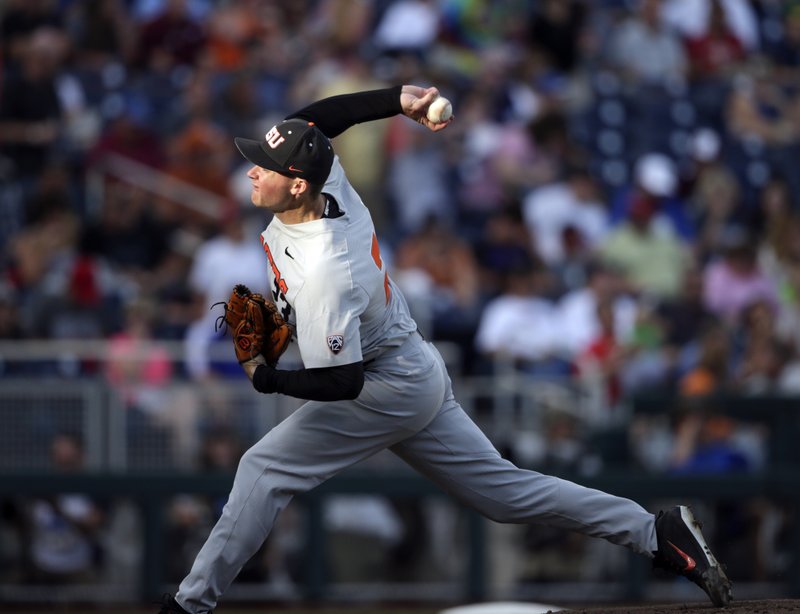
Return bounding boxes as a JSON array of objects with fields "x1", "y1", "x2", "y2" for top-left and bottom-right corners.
[
  {"x1": 86, "y1": 153, "x2": 227, "y2": 221},
  {"x1": 0, "y1": 339, "x2": 588, "y2": 472}
]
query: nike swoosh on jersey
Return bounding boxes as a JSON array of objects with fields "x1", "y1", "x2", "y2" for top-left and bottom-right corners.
[
  {"x1": 284, "y1": 246, "x2": 294, "y2": 259},
  {"x1": 667, "y1": 540, "x2": 697, "y2": 572}
]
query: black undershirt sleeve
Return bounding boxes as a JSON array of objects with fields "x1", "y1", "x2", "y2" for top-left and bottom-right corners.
[
  {"x1": 252, "y1": 361, "x2": 365, "y2": 401},
  {"x1": 287, "y1": 85, "x2": 403, "y2": 139}
]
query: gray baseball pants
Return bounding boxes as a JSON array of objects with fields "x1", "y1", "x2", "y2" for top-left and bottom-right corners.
[{"x1": 177, "y1": 332, "x2": 657, "y2": 613}]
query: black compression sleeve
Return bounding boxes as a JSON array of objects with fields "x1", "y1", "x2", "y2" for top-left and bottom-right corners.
[
  {"x1": 287, "y1": 86, "x2": 403, "y2": 139},
  {"x1": 252, "y1": 361, "x2": 365, "y2": 401}
]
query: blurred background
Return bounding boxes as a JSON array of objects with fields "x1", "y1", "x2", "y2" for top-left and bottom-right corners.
[{"x1": 0, "y1": 0, "x2": 799, "y2": 610}]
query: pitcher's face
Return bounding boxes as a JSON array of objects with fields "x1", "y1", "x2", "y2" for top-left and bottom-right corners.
[{"x1": 246, "y1": 165, "x2": 297, "y2": 214}]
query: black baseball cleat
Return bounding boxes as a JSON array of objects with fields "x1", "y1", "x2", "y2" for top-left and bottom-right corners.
[
  {"x1": 155, "y1": 593, "x2": 191, "y2": 614},
  {"x1": 653, "y1": 505, "x2": 733, "y2": 607}
]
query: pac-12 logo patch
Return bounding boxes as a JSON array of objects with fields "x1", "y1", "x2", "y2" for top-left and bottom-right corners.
[{"x1": 327, "y1": 335, "x2": 344, "y2": 354}]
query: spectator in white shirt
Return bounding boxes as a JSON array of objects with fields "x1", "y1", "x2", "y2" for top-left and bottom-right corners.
[
  {"x1": 184, "y1": 212, "x2": 269, "y2": 380},
  {"x1": 522, "y1": 164, "x2": 609, "y2": 267},
  {"x1": 475, "y1": 262, "x2": 561, "y2": 372},
  {"x1": 553, "y1": 262, "x2": 639, "y2": 359}
]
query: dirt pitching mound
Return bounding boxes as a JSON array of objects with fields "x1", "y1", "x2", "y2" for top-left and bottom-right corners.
[{"x1": 557, "y1": 599, "x2": 800, "y2": 613}]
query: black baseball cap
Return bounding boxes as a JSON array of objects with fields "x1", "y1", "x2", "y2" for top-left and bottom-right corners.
[{"x1": 234, "y1": 119, "x2": 334, "y2": 185}]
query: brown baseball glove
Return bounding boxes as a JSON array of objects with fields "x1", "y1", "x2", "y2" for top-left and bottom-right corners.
[{"x1": 216, "y1": 284, "x2": 293, "y2": 366}]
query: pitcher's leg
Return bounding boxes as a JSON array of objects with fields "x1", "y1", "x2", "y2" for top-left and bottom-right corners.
[
  {"x1": 391, "y1": 400, "x2": 657, "y2": 556},
  {"x1": 175, "y1": 339, "x2": 448, "y2": 613},
  {"x1": 177, "y1": 399, "x2": 408, "y2": 612}
]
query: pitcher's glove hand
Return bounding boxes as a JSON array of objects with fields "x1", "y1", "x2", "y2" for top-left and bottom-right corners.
[{"x1": 216, "y1": 284, "x2": 293, "y2": 366}]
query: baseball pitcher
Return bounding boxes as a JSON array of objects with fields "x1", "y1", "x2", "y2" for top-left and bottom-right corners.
[{"x1": 157, "y1": 86, "x2": 731, "y2": 613}]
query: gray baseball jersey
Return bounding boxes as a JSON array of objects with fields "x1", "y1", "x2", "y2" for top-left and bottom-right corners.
[
  {"x1": 259, "y1": 157, "x2": 416, "y2": 368},
  {"x1": 175, "y1": 159, "x2": 658, "y2": 614}
]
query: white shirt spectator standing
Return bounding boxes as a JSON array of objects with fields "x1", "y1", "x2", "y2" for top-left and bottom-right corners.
[
  {"x1": 554, "y1": 263, "x2": 639, "y2": 359},
  {"x1": 184, "y1": 214, "x2": 269, "y2": 379},
  {"x1": 522, "y1": 167, "x2": 609, "y2": 267},
  {"x1": 475, "y1": 267, "x2": 558, "y2": 365}
]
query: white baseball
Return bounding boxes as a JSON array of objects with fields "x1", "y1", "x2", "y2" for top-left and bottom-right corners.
[{"x1": 427, "y1": 96, "x2": 452, "y2": 123}]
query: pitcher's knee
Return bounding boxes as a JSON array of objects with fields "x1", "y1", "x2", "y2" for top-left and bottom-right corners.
[{"x1": 238, "y1": 448, "x2": 322, "y2": 497}]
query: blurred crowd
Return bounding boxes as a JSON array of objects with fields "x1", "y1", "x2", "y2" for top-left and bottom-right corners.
[
  {"x1": 2, "y1": 0, "x2": 799, "y2": 460},
  {"x1": 1, "y1": 0, "x2": 800, "y2": 594}
]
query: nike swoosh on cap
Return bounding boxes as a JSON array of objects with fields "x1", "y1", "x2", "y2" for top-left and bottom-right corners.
[{"x1": 288, "y1": 165, "x2": 303, "y2": 172}]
